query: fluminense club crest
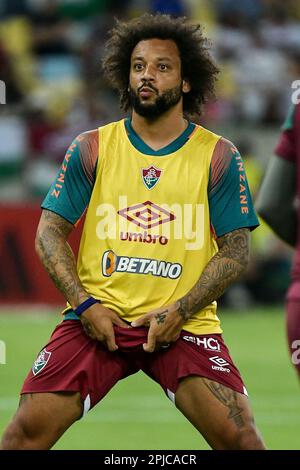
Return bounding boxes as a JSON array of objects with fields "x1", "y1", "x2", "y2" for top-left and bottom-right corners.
[
  {"x1": 142, "y1": 166, "x2": 162, "y2": 190},
  {"x1": 32, "y1": 349, "x2": 51, "y2": 376}
]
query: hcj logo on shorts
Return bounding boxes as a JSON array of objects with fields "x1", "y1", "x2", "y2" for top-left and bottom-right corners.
[
  {"x1": 183, "y1": 335, "x2": 221, "y2": 351},
  {"x1": 32, "y1": 349, "x2": 51, "y2": 376},
  {"x1": 142, "y1": 166, "x2": 162, "y2": 190},
  {"x1": 102, "y1": 250, "x2": 182, "y2": 279}
]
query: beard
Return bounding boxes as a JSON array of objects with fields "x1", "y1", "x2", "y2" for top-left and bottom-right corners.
[{"x1": 128, "y1": 83, "x2": 183, "y2": 119}]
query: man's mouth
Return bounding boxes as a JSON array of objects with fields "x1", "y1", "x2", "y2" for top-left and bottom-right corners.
[{"x1": 139, "y1": 86, "x2": 157, "y2": 98}]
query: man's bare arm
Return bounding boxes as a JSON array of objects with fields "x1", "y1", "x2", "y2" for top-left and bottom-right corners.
[
  {"x1": 35, "y1": 209, "x2": 88, "y2": 309},
  {"x1": 133, "y1": 228, "x2": 250, "y2": 351},
  {"x1": 177, "y1": 228, "x2": 249, "y2": 320},
  {"x1": 35, "y1": 209, "x2": 128, "y2": 350},
  {"x1": 255, "y1": 155, "x2": 297, "y2": 247}
]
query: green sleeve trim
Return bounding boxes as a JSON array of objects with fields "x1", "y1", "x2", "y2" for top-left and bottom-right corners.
[
  {"x1": 209, "y1": 150, "x2": 259, "y2": 237},
  {"x1": 41, "y1": 138, "x2": 93, "y2": 224},
  {"x1": 64, "y1": 311, "x2": 80, "y2": 321}
]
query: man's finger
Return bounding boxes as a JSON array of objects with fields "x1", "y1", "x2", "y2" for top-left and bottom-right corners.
[
  {"x1": 104, "y1": 326, "x2": 118, "y2": 352},
  {"x1": 131, "y1": 314, "x2": 151, "y2": 327},
  {"x1": 143, "y1": 331, "x2": 156, "y2": 353},
  {"x1": 112, "y1": 315, "x2": 130, "y2": 328},
  {"x1": 81, "y1": 319, "x2": 97, "y2": 339}
]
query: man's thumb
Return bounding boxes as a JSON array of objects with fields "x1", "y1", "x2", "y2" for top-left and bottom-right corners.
[{"x1": 131, "y1": 315, "x2": 147, "y2": 327}]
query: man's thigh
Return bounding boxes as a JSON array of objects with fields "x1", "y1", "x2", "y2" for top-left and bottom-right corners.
[
  {"x1": 21, "y1": 320, "x2": 137, "y2": 412},
  {"x1": 175, "y1": 376, "x2": 265, "y2": 449},
  {"x1": 143, "y1": 332, "x2": 247, "y2": 401},
  {"x1": 0, "y1": 392, "x2": 82, "y2": 449},
  {"x1": 1, "y1": 322, "x2": 147, "y2": 449},
  {"x1": 143, "y1": 331, "x2": 265, "y2": 449}
]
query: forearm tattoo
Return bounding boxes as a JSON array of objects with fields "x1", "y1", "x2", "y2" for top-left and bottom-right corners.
[
  {"x1": 203, "y1": 379, "x2": 245, "y2": 429},
  {"x1": 81, "y1": 316, "x2": 96, "y2": 339},
  {"x1": 155, "y1": 311, "x2": 167, "y2": 324},
  {"x1": 178, "y1": 229, "x2": 249, "y2": 321},
  {"x1": 36, "y1": 210, "x2": 87, "y2": 308}
]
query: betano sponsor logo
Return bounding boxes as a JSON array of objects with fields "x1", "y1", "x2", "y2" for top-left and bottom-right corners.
[{"x1": 102, "y1": 250, "x2": 182, "y2": 279}]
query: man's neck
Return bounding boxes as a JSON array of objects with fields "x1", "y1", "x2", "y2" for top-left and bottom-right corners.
[{"x1": 130, "y1": 106, "x2": 188, "y2": 151}]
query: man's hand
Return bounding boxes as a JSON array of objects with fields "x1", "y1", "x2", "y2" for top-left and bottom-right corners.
[
  {"x1": 131, "y1": 303, "x2": 184, "y2": 353},
  {"x1": 80, "y1": 304, "x2": 129, "y2": 352}
]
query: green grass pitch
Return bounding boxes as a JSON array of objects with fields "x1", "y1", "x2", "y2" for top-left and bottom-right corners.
[{"x1": 0, "y1": 307, "x2": 299, "y2": 449}]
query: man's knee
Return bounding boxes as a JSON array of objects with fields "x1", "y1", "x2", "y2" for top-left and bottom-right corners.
[
  {"x1": 0, "y1": 416, "x2": 41, "y2": 450},
  {"x1": 230, "y1": 424, "x2": 265, "y2": 450},
  {"x1": 1, "y1": 392, "x2": 82, "y2": 450}
]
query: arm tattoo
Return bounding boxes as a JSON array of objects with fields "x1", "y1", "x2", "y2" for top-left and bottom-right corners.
[
  {"x1": 178, "y1": 228, "x2": 249, "y2": 321},
  {"x1": 155, "y1": 311, "x2": 167, "y2": 324},
  {"x1": 19, "y1": 393, "x2": 33, "y2": 406},
  {"x1": 35, "y1": 210, "x2": 88, "y2": 309},
  {"x1": 203, "y1": 379, "x2": 245, "y2": 429},
  {"x1": 81, "y1": 316, "x2": 96, "y2": 339}
]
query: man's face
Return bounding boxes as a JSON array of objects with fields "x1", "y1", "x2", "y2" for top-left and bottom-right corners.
[{"x1": 129, "y1": 38, "x2": 190, "y2": 118}]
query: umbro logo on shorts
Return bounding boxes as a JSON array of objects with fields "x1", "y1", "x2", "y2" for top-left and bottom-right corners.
[{"x1": 209, "y1": 356, "x2": 230, "y2": 373}]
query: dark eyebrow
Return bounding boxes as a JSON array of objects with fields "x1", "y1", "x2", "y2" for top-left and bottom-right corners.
[{"x1": 132, "y1": 56, "x2": 172, "y2": 62}]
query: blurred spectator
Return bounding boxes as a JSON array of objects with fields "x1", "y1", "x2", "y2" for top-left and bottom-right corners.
[
  {"x1": 0, "y1": 41, "x2": 24, "y2": 104},
  {"x1": 28, "y1": 0, "x2": 72, "y2": 56},
  {"x1": 150, "y1": 0, "x2": 187, "y2": 16},
  {"x1": 214, "y1": 0, "x2": 263, "y2": 27},
  {"x1": 233, "y1": 31, "x2": 288, "y2": 123},
  {"x1": 0, "y1": 0, "x2": 30, "y2": 18},
  {"x1": 261, "y1": 0, "x2": 300, "y2": 50}
]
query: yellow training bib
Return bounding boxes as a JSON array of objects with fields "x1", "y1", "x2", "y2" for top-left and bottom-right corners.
[{"x1": 77, "y1": 119, "x2": 222, "y2": 335}]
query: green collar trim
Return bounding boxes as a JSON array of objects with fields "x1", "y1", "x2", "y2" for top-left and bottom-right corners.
[{"x1": 125, "y1": 118, "x2": 195, "y2": 156}]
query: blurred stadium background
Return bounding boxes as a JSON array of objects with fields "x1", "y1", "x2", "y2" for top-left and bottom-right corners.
[{"x1": 0, "y1": 0, "x2": 300, "y2": 450}]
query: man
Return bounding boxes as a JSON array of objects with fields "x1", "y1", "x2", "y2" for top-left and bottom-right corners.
[
  {"x1": 256, "y1": 102, "x2": 300, "y2": 376},
  {"x1": 1, "y1": 14, "x2": 265, "y2": 450}
]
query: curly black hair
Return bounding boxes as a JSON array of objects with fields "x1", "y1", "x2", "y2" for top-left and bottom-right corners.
[{"x1": 102, "y1": 13, "x2": 219, "y2": 116}]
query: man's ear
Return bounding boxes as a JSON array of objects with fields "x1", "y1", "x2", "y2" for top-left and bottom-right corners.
[{"x1": 182, "y1": 79, "x2": 191, "y2": 93}]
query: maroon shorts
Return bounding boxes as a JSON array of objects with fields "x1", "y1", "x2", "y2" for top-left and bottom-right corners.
[{"x1": 21, "y1": 320, "x2": 247, "y2": 414}]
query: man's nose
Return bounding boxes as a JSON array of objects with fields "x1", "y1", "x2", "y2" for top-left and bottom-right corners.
[{"x1": 141, "y1": 64, "x2": 155, "y2": 81}]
